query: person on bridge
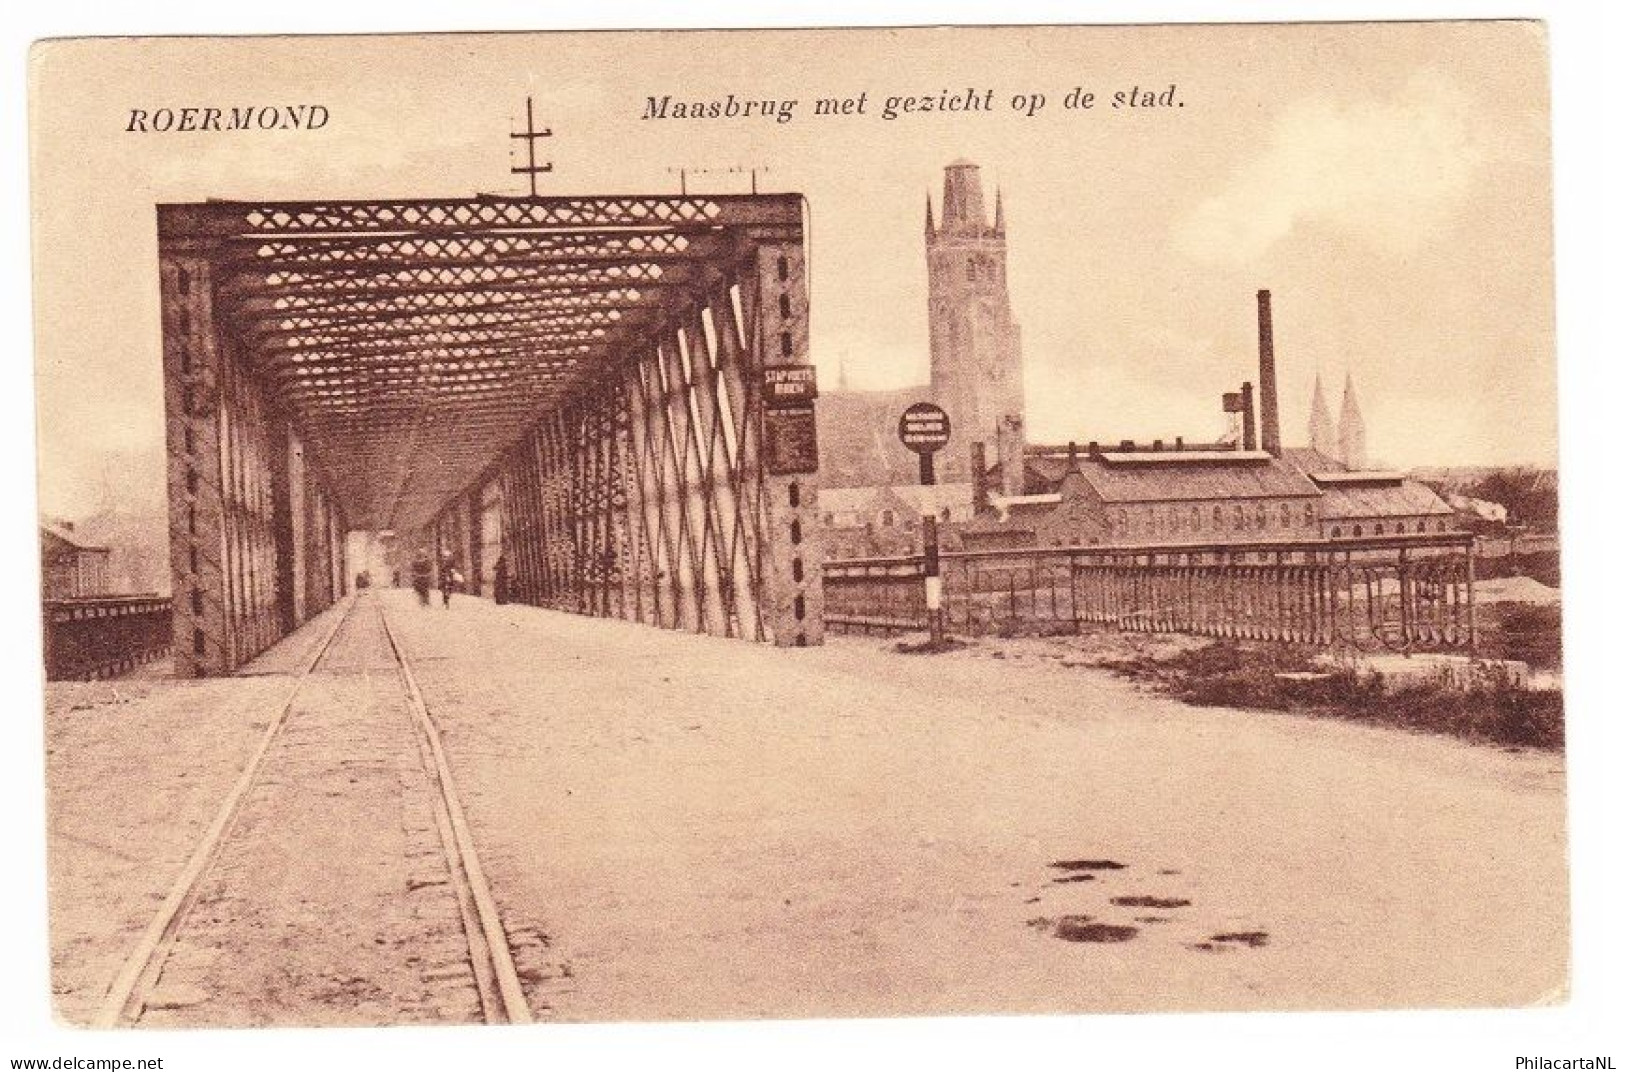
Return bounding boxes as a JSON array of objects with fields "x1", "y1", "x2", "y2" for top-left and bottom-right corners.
[
  {"x1": 410, "y1": 552, "x2": 433, "y2": 607},
  {"x1": 493, "y1": 554, "x2": 509, "y2": 605},
  {"x1": 442, "y1": 565, "x2": 463, "y2": 608}
]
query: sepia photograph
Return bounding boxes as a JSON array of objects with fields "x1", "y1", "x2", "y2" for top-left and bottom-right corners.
[{"x1": 10, "y1": 7, "x2": 1617, "y2": 1066}]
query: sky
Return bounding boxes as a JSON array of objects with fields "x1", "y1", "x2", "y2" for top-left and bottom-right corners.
[{"x1": 29, "y1": 21, "x2": 1555, "y2": 518}]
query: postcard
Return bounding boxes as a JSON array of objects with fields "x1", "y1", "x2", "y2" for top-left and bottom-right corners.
[{"x1": 28, "y1": 22, "x2": 1565, "y2": 1029}]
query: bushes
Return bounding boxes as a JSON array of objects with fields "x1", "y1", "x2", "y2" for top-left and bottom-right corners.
[
  {"x1": 1104, "y1": 639, "x2": 1564, "y2": 751},
  {"x1": 1481, "y1": 601, "x2": 1563, "y2": 670}
]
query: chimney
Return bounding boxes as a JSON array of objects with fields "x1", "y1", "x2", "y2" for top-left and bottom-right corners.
[
  {"x1": 1257, "y1": 289, "x2": 1281, "y2": 457},
  {"x1": 1240, "y1": 381, "x2": 1257, "y2": 452},
  {"x1": 970, "y1": 442, "x2": 992, "y2": 516},
  {"x1": 1175, "y1": 436, "x2": 1184, "y2": 450},
  {"x1": 996, "y1": 414, "x2": 1026, "y2": 498},
  {"x1": 1088, "y1": 440, "x2": 1101, "y2": 457}
]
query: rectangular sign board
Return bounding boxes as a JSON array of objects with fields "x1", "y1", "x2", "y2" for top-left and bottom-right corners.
[
  {"x1": 762, "y1": 405, "x2": 819, "y2": 475},
  {"x1": 763, "y1": 364, "x2": 818, "y2": 407}
]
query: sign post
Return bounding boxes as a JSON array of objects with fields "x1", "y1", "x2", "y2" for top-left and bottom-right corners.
[{"x1": 898, "y1": 402, "x2": 951, "y2": 646}]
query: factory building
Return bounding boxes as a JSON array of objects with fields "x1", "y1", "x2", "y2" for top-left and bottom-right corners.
[{"x1": 816, "y1": 161, "x2": 1454, "y2": 558}]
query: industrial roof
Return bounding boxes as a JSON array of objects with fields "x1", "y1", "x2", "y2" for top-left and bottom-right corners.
[
  {"x1": 1075, "y1": 455, "x2": 1320, "y2": 504},
  {"x1": 1316, "y1": 482, "x2": 1455, "y2": 520},
  {"x1": 39, "y1": 520, "x2": 109, "y2": 553}
]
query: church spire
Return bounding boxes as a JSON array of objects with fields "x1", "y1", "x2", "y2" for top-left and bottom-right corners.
[
  {"x1": 1338, "y1": 371, "x2": 1368, "y2": 470},
  {"x1": 993, "y1": 187, "x2": 1005, "y2": 236},
  {"x1": 1307, "y1": 371, "x2": 1336, "y2": 459},
  {"x1": 924, "y1": 192, "x2": 935, "y2": 237}
]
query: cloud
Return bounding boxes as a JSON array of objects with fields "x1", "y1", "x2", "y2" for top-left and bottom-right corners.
[{"x1": 1175, "y1": 70, "x2": 1483, "y2": 265}]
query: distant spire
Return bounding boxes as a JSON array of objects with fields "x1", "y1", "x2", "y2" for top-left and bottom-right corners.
[
  {"x1": 993, "y1": 187, "x2": 1005, "y2": 236},
  {"x1": 1338, "y1": 371, "x2": 1368, "y2": 470},
  {"x1": 1307, "y1": 371, "x2": 1336, "y2": 459},
  {"x1": 924, "y1": 192, "x2": 935, "y2": 237}
]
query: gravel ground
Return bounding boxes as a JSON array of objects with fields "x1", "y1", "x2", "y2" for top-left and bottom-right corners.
[
  {"x1": 45, "y1": 591, "x2": 1569, "y2": 1026},
  {"x1": 45, "y1": 675, "x2": 289, "y2": 1024},
  {"x1": 46, "y1": 598, "x2": 487, "y2": 1028},
  {"x1": 383, "y1": 591, "x2": 1569, "y2": 1021}
]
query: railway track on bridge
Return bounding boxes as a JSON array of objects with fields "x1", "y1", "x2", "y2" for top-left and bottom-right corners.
[{"x1": 94, "y1": 593, "x2": 532, "y2": 1028}]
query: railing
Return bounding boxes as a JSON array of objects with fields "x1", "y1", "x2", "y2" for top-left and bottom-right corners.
[
  {"x1": 824, "y1": 533, "x2": 1477, "y2": 654},
  {"x1": 42, "y1": 596, "x2": 173, "y2": 680}
]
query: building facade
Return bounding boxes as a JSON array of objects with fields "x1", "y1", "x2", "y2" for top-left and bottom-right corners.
[
  {"x1": 965, "y1": 443, "x2": 1456, "y2": 551},
  {"x1": 40, "y1": 520, "x2": 112, "y2": 599}
]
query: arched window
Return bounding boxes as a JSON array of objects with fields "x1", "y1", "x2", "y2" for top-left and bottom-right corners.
[
  {"x1": 1233, "y1": 505, "x2": 1245, "y2": 531},
  {"x1": 966, "y1": 258, "x2": 978, "y2": 281},
  {"x1": 881, "y1": 509, "x2": 895, "y2": 527},
  {"x1": 1375, "y1": 524, "x2": 1385, "y2": 536},
  {"x1": 1213, "y1": 505, "x2": 1223, "y2": 527},
  {"x1": 1396, "y1": 522, "x2": 1406, "y2": 534},
  {"x1": 1304, "y1": 503, "x2": 1315, "y2": 526},
  {"x1": 1331, "y1": 526, "x2": 1342, "y2": 538},
  {"x1": 1353, "y1": 524, "x2": 1364, "y2": 537},
  {"x1": 1255, "y1": 503, "x2": 1268, "y2": 529},
  {"x1": 1192, "y1": 507, "x2": 1202, "y2": 531}
]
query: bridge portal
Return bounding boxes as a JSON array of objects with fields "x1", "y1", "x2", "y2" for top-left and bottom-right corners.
[{"x1": 160, "y1": 195, "x2": 824, "y2": 675}]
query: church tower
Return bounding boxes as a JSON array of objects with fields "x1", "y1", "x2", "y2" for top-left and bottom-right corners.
[
  {"x1": 925, "y1": 160, "x2": 1024, "y2": 479},
  {"x1": 1338, "y1": 372, "x2": 1368, "y2": 470},
  {"x1": 1307, "y1": 372, "x2": 1337, "y2": 459}
]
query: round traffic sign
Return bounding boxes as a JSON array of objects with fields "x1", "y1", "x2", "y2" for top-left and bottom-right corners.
[{"x1": 898, "y1": 401, "x2": 951, "y2": 454}]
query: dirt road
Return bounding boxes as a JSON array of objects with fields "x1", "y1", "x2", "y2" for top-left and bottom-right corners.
[{"x1": 384, "y1": 592, "x2": 1568, "y2": 1020}]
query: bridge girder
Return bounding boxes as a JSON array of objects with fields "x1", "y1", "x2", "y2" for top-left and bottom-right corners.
[{"x1": 159, "y1": 194, "x2": 824, "y2": 675}]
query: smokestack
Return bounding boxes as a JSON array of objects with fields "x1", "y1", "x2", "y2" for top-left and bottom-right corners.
[
  {"x1": 1241, "y1": 381, "x2": 1257, "y2": 451},
  {"x1": 971, "y1": 442, "x2": 992, "y2": 516},
  {"x1": 1257, "y1": 289, "x2": 1281, "y2": 457}
]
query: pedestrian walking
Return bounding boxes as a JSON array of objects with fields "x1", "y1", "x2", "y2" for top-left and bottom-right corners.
[
  {"x1": 410, "y1": 552, "x2": 432, "y2": 607},
  {"x1": 442, "y1": 566, "x2": 463, "y2": 608},
  {"x1": 493, "y1": 555, "x2": 509, "y2": 605}
]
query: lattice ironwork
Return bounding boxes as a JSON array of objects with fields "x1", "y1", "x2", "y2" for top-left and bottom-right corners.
[
  {"x1": 824, "y1": 534, "x2": 1479, "y2": 654},
  {"x1": 159, "y1": 192, "x2": 824, "y2": 673}
]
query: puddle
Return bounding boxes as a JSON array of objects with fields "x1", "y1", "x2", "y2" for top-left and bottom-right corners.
[
  {"x1": 1212, "y1": 931, "x2": 1269, "y2": 948},
  {"x1": 1055, "y1": 918, "x2": 1138, "y2": 944},
  {"x1": 1050, "y1": 859, "x2": 1126, "y2": 871},
  {"x1": 1111, "y1": 896, "x2": 1190, "y2": 909},
  {"x1": 1050, "y1": 875, "x2": 1095, "y2": 884}
]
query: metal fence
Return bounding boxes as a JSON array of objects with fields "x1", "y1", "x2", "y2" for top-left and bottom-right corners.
[
  {"x1": 43, "y1": 596, "x2": 173, "y2": 680},
  {"x1": 824, "y1": 533, "x2": 1477, "y2": 654}
]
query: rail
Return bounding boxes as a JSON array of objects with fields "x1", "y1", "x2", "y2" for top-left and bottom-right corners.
[
  {"x1": 42, "y1": 595, "x2": 173, "y2": 680},
  {"x1": 823, "y1": 533, "x2": 1477, "y2": 654}
]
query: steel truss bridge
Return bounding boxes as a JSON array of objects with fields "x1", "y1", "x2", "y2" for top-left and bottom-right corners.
[{"x1": 160, "y1": 194, "x2": 824, "y2": 675}]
